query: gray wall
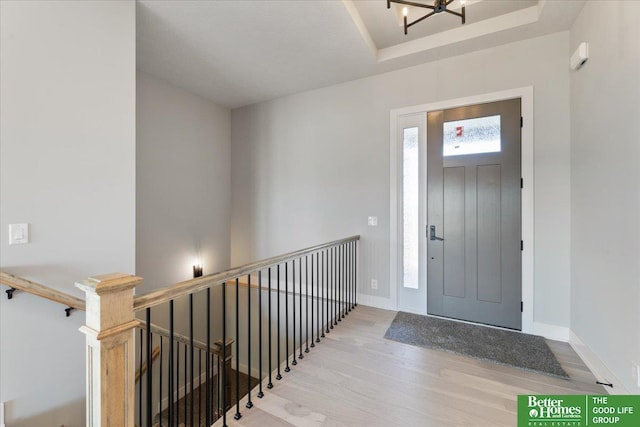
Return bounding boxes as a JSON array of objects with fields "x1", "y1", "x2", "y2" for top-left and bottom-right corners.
[
  {"x1": 136, "y1": 71, "x2": 231, "y2": 292},
  {"x1": 0, "y1": 1, "x2": 136, "y2": 426},
  {"x1": 231, "y1": 31, "x2": 572, "y2": 329},
  {"x1": 570, "y1": 1, "x2": 640, "y2": 392},
  {"x1": 135, "y1": 73, "x2": 231, "y2": 422}
]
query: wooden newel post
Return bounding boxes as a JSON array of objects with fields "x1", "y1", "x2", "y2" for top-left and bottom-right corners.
[
  {"x1": 76, "y1": 273, "x2": 143, "y2": 427},
  {"x1": 215, "y1": 338, "x2": 234, "y2": 414}
]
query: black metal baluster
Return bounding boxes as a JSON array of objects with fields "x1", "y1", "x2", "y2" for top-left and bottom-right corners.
[
  {"x1": 310, "y1": 254, "x2": 315, "y2": 348},
  {"x1": 353, "y1": 242, "x2": 358, "y2": 307},
  {"x1": 336, "y1": 245, "x2": 340, "y2": 322},
  {"x1": 183, "y1": 344, "x2": 187, "y2": 427},
  {"x1": 337, "y1": 245, "x2": 341, "y2": 322},
  {"x1": 354, "y1": 240, "x2": 357, "y2": 309},
  {"x1": 353, "y1": 241, "x2": 356, "y2": 310},
  {"x1": 216, "y1": 352, "x2": 220, "y2": 422},
  {"x1": 320, "y1": 251, "x2": 327, "y2": 338},
  {"x1": 322, "y1": 250, "x2": 327, "y2": 337},
  {"x1": 337, "y1": 245, "x2": 342, "y2": 323},
  {"x1": 335, "y1": 246, "x2": 339, "y2": 325},
  {"x1": 344, "y1": 244, "x2": 349, "y2": 316},
  {"x1": 347, "y1": 242, "x2": 351, "y2": 312},
  {"x1": 198, "y1": 349, "x2": 202, "y2": 427},
  {"x1": 267, "y1": 268, "x2": 273, "y2": 389},
  {"x1": 348, "y1": 242, "x2": 352, "y2": 310},
  {"x1": 344, "y1": 243, "x2": 349, "y2": 315},
  {"x1": 176, "y1": 341, "x2": 180, "y2": 427},
  {"x1": 292, "y1": 259, "x2": 297, "y2": 366},
  {"x1": 276, "y1": 265, "x2": 282, "y2": 381},
  {"x1": 159, "y1": 337, "x2": 163, "y2": 427},
  {"x1": 206, "y1": 287, "x2": 211, "y2": 426},
  {"x1": 246, "y1": 275, "x2": 253, "y2": 409},
  {"x1": 348, "y1": 242, "x2": 352, "y2": 312},
  {"x1": 305, "y1": 256, "x2": 310, "y2": 353},
  {"x1": 299, "y1": 257, "x2": 303, "y2": 359},
  {"x1": 340, "y1": 245, "x2": 347, "y2": 318},
  {"x1": 316, "y1": 252, "x2": 324, "y2": 342},
  {"x1": 343, "y1": 244, "x2": 346, "y2": 318},
  {"x1": 339, "y1": 245, "x2": 343, "y2": 321},
  {"x1": 316, "y1": 252, "x2": 321, "y2": 343},
  {"x1": 334, "y1": 246, "x2": 338, "y2": 327},
  {"x1": 353, "y1": 241, "x2": 356, "y2": 309},
  {"x1": 353, "y1": 240, "x2": 356, "y2": 309},
  {"x1": 146, "y1": 308, "x2": 152, "y2": 427},
  {"x1": 189, "y1": 294, "x2": 194, "y2": 426},
  {"x1": 138, "y1": 328, "x2": 143, "y2": 427},
  {"x1": 258, "y1": 270, "x2": 264, "y2": 398},
  {"x1": 284, "y1": 262, "x2": 290, "y2": 373},
  {"x1": 169, "y1": 301, "x2": 174, "y2": 427},
  {"x1": 222, "y1": 282, "x2": 227, "y2": 427},
  {"x1": 234, "y1": 278, "x2": 241, "y2": 420},
  {"x1": 329, "y1": 247, "x2": 333, "y2": 329},
  {"x1": 330, "y1": 248, "x2": 336, "y2": 329}
]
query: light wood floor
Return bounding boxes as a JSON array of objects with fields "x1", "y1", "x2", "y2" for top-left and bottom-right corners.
[{"x1": 214, "y1": 305, "x2": 604, "y2": 427}]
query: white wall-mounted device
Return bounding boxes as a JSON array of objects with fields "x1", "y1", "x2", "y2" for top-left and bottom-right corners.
[{"x1": 571, "y1": 42, "x2": 589, "y2": 70}]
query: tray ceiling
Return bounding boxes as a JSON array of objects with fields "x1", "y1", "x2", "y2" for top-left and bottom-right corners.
[{"x1": 137, "y1": 0, "x2": 585, "y2": 108}]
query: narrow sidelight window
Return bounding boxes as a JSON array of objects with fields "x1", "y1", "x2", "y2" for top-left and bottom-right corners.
[{"x1": 402, "y1": 127, "x2": 419, "y2": 289}]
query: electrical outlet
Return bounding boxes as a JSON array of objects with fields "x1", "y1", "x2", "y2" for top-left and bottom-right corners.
[{"x1": 371, "y1": 279, "x2": 378, "y2": 290}]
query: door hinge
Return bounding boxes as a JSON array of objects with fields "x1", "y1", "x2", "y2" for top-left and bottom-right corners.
[
  {"x1": 521, "y1": 240, "x2": 524, "y2": 251},
  {"x1": 521, "y1": 178, "x2": 523, "y2": 188},
  {"x1": 520, "y1": 116, "x2": 523, "y2": 128},
  {"x1": 521, "y1": 301, "x2": 524, "y2": 312}
]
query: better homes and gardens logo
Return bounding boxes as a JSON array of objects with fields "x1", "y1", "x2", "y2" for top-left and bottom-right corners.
[
  {"x1": 527, "y1": 396, "x2": 583, "y2": 423},
  {"x1": 518, "y1": 395, "x2": 640, "y2": 427}
]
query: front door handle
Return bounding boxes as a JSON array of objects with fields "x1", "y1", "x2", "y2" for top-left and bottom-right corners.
[{"x1": 429, "y1": 225, "x2": 444, "y2": 241}]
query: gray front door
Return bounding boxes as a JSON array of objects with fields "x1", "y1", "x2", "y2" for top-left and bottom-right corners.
[{"x1": 427, "y1": 99, "x2": 522, "y2": 330}]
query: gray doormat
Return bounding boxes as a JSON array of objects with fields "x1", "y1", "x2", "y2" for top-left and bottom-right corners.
[{"x1": 384, "y1": 311, "x2": 569, "y2": 378}]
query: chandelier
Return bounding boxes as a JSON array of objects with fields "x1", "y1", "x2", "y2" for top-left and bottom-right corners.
[{"x1": 387, "y1": 0, "x2": 467, "y2": 35}]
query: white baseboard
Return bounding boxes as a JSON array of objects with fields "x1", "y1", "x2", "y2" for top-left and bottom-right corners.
[
  {"x1": 569, "y1": 330, "x2": 630, "y2": 395},
  {"x1": 356, "y1": 293, "x2": 393, "y2": 310},
  {"x1": 533, "y1": 322, "x2": 570, "y2": 342}
]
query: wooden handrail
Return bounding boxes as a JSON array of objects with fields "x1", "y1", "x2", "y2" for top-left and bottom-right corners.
[
  {"x1": 133, "y1": 235, "x2": 360, "y2": 311},
  {"x1": 0, "y1": 271, "x2": 86, "y2": 311},
  {"x1": 135, "y1": 319, "x2": 233, "y2": 358},
  {"x1": 0, "y1": 270, "x2": 235, "y2": 358}
]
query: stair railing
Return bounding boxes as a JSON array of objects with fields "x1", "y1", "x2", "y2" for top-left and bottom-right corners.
[
  {"x1": 132, "y1": 319, "x2": 233, "y2": 427},
  {"x1": 0, "y1": 270, "x2": 225, "y2": 426},
  {"x1": 1, "y1": 235, "x2": 359, "y2": 427},
  {"x1": 130, "y1": 235, "x2": 359, "y2": 427}
]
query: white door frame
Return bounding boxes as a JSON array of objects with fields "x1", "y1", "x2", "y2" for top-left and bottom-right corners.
[{"x1": 389, "y1": 86, "x2": 534, "y2": 334}]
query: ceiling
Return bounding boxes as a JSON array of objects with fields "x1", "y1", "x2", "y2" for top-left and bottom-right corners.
[
  {"x1": 137, "y1": 0, "x2": 586, "y2": 109},
  {"x1": 353, "y1": 0, "x2": 537, "y2": 49}
]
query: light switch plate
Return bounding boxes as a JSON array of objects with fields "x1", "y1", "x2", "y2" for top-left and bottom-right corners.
[
  {"x1": 368, "y1": 216, "x2": 378, "y2": 226},
  {"x1": 9, "y1": 223, "x2": 29, "y2": 245}
]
